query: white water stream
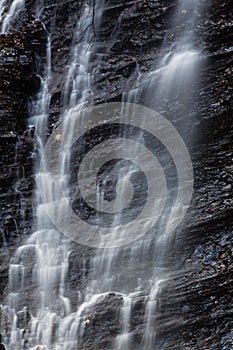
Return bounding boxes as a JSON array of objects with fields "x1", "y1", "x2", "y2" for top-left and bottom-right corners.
[
  {"x1": 0, "y1": 0, "x2": 25, "y2": 34},
  {"x1": 1, "y1": 0, "x2": 204, "y2": 349}
]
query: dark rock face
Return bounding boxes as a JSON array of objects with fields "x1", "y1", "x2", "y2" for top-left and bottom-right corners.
[
  {"x1": 0, "y1": 11, "x2": 47, "y2": 252},
  {"x1": 0, "y1": 33, "x2": 34, "y2": 248},
  {"x1": 0, "y1": 0, "x2": 232, "y2": 349},
  {"x1": 0, "y1": 16, "x2": 46, "y2": 302}
]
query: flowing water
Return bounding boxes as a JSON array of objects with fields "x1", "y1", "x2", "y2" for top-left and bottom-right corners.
[
  {"x1": 121, "y1": 2, "x2": 203, "y2": 348},
  {"x1": 0, "y1": 0, "x2": 25, "y2": 34},
  {"x1": 0, "y1": 0, "x2": 8, "y2": 23},
  {"x1": 1, "y1": 0, "x2": 204, "y2": 349}
]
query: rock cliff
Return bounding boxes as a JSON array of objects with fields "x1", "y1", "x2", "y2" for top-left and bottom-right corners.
[{"x1": 0, "y1": 0, "x2": 232, "y2": 348}]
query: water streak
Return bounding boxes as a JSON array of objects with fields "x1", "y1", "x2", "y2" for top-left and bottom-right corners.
[
  {"x1": 1, "y1": 0, "x2": 25, "y2": 34},
  {"x1": 1, "y1": 1, "x2": 105, "y2": 349},
  {"x1": 1, "y1": 0, "x2": 205, "y2": 349}
]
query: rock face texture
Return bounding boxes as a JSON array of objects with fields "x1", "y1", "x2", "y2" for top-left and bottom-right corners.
[
  {"x1": 0, "y1": 18, "x2": 46, "y2": 302},
  {"x1": 0, "y1": 33, "x2": 35, "y2": 303},
  {"x1": 0, "y1": 33, "x2": 33, "y2": 247},
  {"x1": 0, "y1": 0, "x2": 232, "y2": 349}
]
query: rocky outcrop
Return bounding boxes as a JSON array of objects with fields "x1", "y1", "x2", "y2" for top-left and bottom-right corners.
[
  {"x1": 0, "y1": 15, "x2": 46, "y2": 305},
  {"x1": 0, "y1": 33, "x2": 32, "y2": 247},
  {"x1": 0, "y1": 0, "x2": 232, "y2": 348},
  {"x1": 0, "y1": 13, "x2": 47, "y2": 249}
]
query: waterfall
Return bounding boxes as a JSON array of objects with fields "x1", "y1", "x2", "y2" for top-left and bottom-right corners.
[
  {"x1": 0, "y1": 0, "x2": 25, "y2": 34},
  {"x1": 1, "y1": 0, "x2": 205, "y2": 349},
  {"x1": 0, "y1": 0, "x2": 8, "y2": 23},
  {"x1": 1, "y1": 1, "x2": 106, "y2": 349},
  {"x1": 115, "y1": 295, "x2": 132, "y2": 350},
  {"x1": 122, "y1": 1, "x2": 204, "y2": 348}
]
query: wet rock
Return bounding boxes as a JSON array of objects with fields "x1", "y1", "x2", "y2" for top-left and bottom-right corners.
[
  {"x1": 0, "y1": 33, "x2": 36, "y2": 248},
  {"x1": 0, "y1": 0, "x2": 232, "y2": 348},
  {"x1": 80, "y1": 293, "x2": 123, "y2": 349}
]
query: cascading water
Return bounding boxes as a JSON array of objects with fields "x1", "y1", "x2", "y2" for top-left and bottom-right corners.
[
  {"x1": 1, "y1": 1, "x2": 106, "y2": 349},
  {"x1": 0, "y1": 0, "x2": 25, "y2": 34},
  {"x1": 62, "y1": 1, "x2": 103, "y2": 111},
  {"x1": 114, "y1": 295, "x2": 132, "y2": 350},
  {"x1": 1, "y1": 0, "x2": 205, "y2": 349},
  {"x1": 122, "y1": 1, "x2": 204, "y2": 348},
  {"x1": 0, "y1": 0, "x2": 8, "y2": 23}
]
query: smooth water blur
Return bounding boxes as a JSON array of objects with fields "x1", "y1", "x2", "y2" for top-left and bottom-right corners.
[
  {"x1": 1, "y1": 1, "x2": 106, "y2": 349},
  {"x1": 0, "y1": 0, "x2": 25, "y2": 33},
  {"x1": 0, "y1": 0, "x2": 8, "y2": 23},
  {"x1": 122, "y1": 0, "x2": 203, "y2": 348},
  {"x1": 1, "y1": 0, "x2": 204, "y2": 349}
]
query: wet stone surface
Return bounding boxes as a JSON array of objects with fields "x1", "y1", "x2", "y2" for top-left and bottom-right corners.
[{"x1": 0, "y1": 0, "x2": 232, "y2": 349}]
